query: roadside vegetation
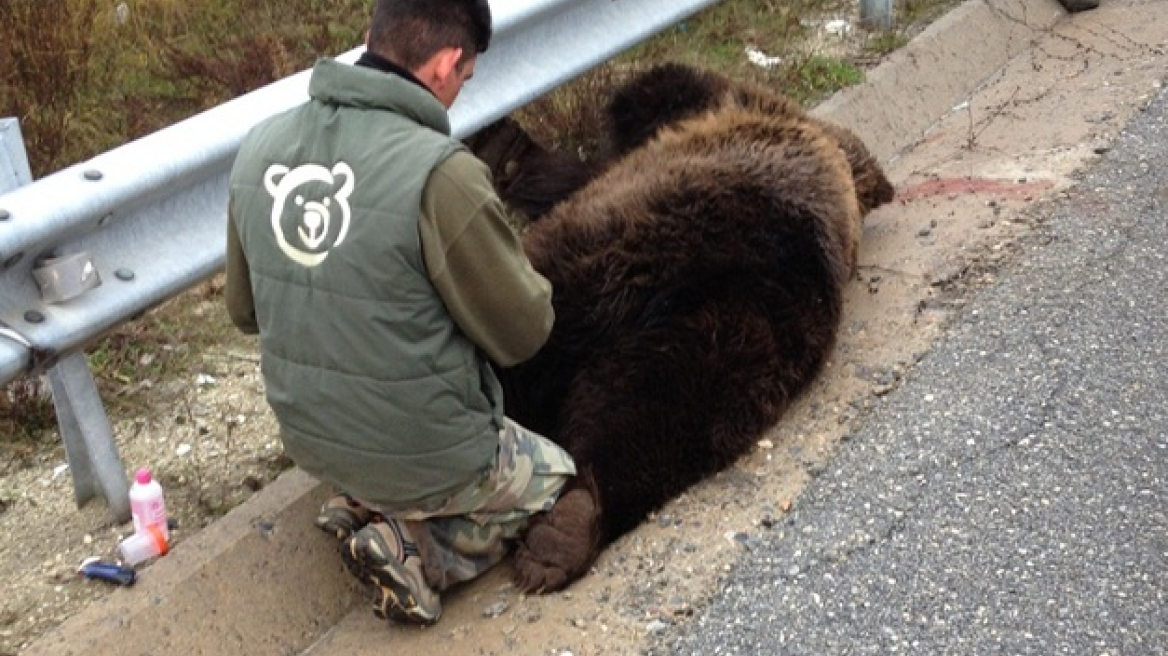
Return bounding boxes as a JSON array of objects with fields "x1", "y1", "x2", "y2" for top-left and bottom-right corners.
[{"x1": 0, "y1": 0, "x2": 955, "y2": 442}]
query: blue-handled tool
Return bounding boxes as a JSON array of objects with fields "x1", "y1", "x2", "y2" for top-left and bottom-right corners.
[{"x1": 77, "y1": 557, "x2": 137, "y2": 586}]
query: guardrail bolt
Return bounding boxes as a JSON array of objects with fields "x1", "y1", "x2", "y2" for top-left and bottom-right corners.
[
  {"x1": 0, "y1": 209, "x2": 10, "y2": 221},
  {"x1": 83, "y1": 169, "x2": 103, "y2": 181},
  {"x1": 24, "y1": 310, "x2": 45, "y2": 324},
  {"x1": 98, "y1": 213, "x2": 113, "y2": 227},
  {"x1": 114, "y1": 268, "x2": 135, "y2": 281}
]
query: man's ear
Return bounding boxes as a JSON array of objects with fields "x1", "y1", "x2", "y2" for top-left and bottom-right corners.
[{"x1": 431, "y1": 47, "x2": 465, "y2": 85}]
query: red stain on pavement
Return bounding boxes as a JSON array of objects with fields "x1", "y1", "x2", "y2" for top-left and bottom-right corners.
[{"x1": 896, "y1": 177, "x2": 1054, "y2": 203}]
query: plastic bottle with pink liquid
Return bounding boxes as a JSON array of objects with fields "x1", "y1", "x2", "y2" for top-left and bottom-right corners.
[{"x1": 128, "y1": 468, "x2": 169, "y2": 542}]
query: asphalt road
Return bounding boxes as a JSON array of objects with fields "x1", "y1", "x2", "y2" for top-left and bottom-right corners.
[{"x1": 660, "y1": 64, "x2": 1168, "y2": 656}]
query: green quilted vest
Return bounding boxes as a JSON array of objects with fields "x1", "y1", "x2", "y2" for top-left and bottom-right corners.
[{"x1": 228, "y1": 58, "x2": 502, "y2": 505}]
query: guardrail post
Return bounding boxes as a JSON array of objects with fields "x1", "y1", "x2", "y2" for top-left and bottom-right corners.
[
  {"x1": 0, "y1": 117, "x2": 130, "y2": 522},
  {"x1": 47, "y1": 352, "x2": 131, "y2": 519},
  {"x1": 1, "y1": 118, "x2": 33, "y2": 189},
  {"x1": 860, "y1": 0, "x2": 895, "y2": 30}
]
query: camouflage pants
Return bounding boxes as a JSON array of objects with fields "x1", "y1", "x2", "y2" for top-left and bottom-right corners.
[{"x1": 364, "y1": 419, "x2": 576, "y2": 591}]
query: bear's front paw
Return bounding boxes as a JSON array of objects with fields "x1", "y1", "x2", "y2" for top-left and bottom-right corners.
[{"x1": 513, "y1": 487, "x2": 601, "y2": 593}]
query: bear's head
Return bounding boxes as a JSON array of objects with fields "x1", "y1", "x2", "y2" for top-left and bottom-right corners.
[{"x1": 464, "y1": 118, "x2": 600, "y2": 223}]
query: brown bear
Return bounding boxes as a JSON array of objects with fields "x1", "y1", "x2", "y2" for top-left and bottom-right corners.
[{"x1": 466, "y1": 63, "x2": 895, "y2": 593}]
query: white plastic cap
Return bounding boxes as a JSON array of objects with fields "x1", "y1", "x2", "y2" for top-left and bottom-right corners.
[{"x1": 118, "y1": 526, "x2": 169, "y2": 566}]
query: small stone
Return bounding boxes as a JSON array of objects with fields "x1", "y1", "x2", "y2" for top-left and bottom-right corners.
[
  {"x1": 482, "y1": 600, "x2": 509, "y2": 618},
  {"x1": 725, "y1": 531, "x2": 750, "y2": 548},
  {"x1": 824, "y1": 19, "x2": 850, "y2": 35}
]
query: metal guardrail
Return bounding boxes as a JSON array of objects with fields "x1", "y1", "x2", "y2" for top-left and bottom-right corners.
[
  {"x1": 1, "y1": 118, "x2": 33, "y2": 384},
  {"x1": 0, "y1": 0, "x2": 723, "y2": 520},
  {"x1": 1, "y1": 119, "x2": 134, "y2": 519}
]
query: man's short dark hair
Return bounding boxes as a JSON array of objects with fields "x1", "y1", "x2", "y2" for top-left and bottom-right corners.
[{"x1": 368, "y1": 0, "x2": 492, "y2": 70}]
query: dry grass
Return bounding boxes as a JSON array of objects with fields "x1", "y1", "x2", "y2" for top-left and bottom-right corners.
[
  {"x1": 0, "y1": 0, "x2": 368, "y2": 178},
  {"x1": 0, "y1": 0, "x2": 107, "y2": 177}
]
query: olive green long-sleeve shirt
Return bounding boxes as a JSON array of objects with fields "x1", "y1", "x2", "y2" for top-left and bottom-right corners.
[{"x1": 418, "y1": 151, "x2": 553, "y2": 367}]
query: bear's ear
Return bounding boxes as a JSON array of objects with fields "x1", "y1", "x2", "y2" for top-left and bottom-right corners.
[
  {"x1": 331, "y1": 162, "x2": 355, "y2": 201},
  {"x1": 264, "y1": 164, "x2": 290, "y2": 196}
]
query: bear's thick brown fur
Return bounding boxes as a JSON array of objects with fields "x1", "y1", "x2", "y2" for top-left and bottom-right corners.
[
  {"x1": 467, "y1": 63, "x2": 895, "y2": 593},
  {"x1": 604, "y1": 62, "x2": 895, "y2": 217}
]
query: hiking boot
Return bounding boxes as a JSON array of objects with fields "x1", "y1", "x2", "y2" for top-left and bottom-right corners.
[
  {"x1": 1059, "y1": 0, "x2": 1099, "y2": 12},
  {"x1": 341, "y1": 518, "x2": 442, "y2": 626},
  {"x1": 314, "y1": 493, "x2": 373, "y2": 540}
]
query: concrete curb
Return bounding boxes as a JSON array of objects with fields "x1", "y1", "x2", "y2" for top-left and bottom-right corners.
[
  {"x1": 22, "y1": 472, "x2": 356, "y2": 656},
  {"x1": 815, "y1": 0, "x2": 1063, "y2": 162},
  {"x1": 22, "y1": 1, "x2": 1069, "y2": 654}
]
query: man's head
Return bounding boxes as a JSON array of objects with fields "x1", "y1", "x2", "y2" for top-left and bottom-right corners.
[{"x1": 366, "y1": 0, "x2": 492, "y2": 108}]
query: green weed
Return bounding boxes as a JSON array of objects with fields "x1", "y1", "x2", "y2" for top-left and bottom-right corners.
[{"x1": 783, "y1": 54, "x2": 866, "y2": 105}]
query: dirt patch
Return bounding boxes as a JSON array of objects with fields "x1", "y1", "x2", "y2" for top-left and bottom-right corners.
[{"x1": 4, "y1": 3, "x2": 1168, "y2": 656}]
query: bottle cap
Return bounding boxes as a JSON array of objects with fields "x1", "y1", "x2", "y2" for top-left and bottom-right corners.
[
  {"x1": 118, "y1": 525, "x2": 169, "y2": 566},
  {"x1": 135, "y1": 468, "x2": 152, "y2": 484}
]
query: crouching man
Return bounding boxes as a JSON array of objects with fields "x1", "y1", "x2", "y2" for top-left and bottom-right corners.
[{"x1": 224, "y1": 0, "x2": 575, "y2": 626}]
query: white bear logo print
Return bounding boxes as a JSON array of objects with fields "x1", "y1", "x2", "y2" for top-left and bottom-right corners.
[{"x1": 264, "y1": 162, "x2": 355, "y2": 267}]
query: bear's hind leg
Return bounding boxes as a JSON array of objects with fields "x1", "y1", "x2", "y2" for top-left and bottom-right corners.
[{"x1": 513, "y1": 473, "x2": 603, "y2": 593}]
